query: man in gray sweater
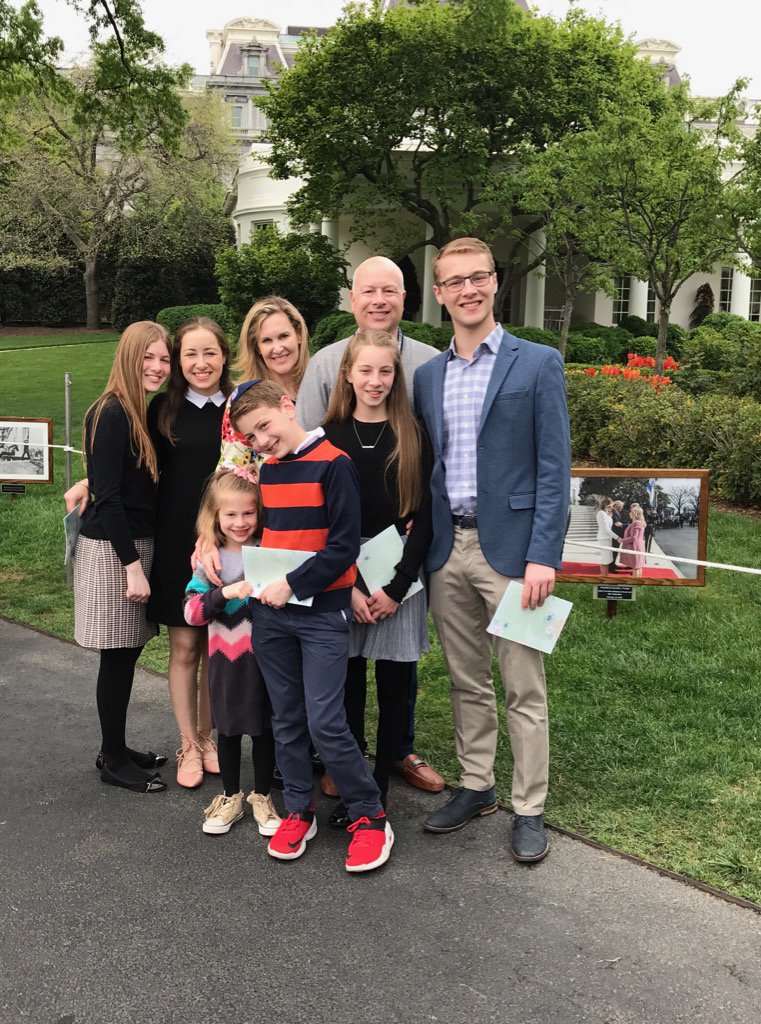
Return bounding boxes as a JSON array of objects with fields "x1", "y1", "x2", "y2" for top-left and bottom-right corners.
[{"x1": 296, "y1": 255, "x2": 444, "y2": 795}]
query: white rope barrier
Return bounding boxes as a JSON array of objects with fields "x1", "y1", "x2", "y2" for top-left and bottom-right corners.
[{"x1": 566, "y1": 540, "x2": 761, "y2": 577}]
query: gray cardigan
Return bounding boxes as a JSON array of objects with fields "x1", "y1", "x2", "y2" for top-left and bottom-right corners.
[{"x1": 296, "y1": 333, "x2": 439, "y2": 430}]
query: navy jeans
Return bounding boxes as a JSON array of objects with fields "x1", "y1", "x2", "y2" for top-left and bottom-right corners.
[{"x1": 250, "y1": 602, "x2": 383, "y2": 822}]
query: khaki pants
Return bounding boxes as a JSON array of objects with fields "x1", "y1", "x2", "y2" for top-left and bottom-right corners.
[{"x1": 429, "y1": 528, "x2": 549, "y2": 815}]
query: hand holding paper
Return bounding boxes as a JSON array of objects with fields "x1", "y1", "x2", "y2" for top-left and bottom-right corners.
[
  {"x1": 241, "y1": 545, "x2": 314, "y2": 607},
  {"x1": 487, "y1": 581, "x2": 572, "y2": 654},
  {"x1": 357, "y1": 525, "x2": 423, "y2": 602}
]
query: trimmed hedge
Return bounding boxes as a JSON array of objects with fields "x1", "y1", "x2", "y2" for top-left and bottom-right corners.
[
  {"x1": 156, "y1": 304, "x2": 241, "y2": 345},
  {"x1": 566, "y1": 371, "x2": 761, "y2": 504}
]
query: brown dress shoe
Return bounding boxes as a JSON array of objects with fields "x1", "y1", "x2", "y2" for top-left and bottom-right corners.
[
  {"x1": 321, "y1": 771, "x2": 340, "y2": 798},
  {"x1": 393, "y1": 754, "x2": 445, "y2": 793}
]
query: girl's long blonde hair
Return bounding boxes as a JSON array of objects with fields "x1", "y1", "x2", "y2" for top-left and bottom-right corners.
[
  {"x1": 629, "y1": 502, "x2": 645, "y2": 523},
  {"x1": 83, "y1": 321, "x2": 169, "y2": 482},
  {"x1": 235, "y1": 296, "x2": 310, "y2": 393},
  {"x1": 196, "y1": 469, "x2": 263, "y2": 550},
  {"x1": 324, "y1": 329, "x2": 422, "y2": 516}
]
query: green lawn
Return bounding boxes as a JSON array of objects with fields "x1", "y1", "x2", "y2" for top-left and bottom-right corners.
[
  {"x1": 0, "y1": 331, "x2": 120, "y2": 352},
  {"x1": 1, "y1": 334, "x2": 760, "y2": 903}
]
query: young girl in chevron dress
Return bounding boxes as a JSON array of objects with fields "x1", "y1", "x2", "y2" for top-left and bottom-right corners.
[{"x1": 184, "y1": 468, "x2": 281, "y2": 837}]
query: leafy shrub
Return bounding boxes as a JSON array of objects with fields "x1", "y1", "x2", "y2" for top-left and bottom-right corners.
[
  {"x1": 668, "y1": 368, "x2": 728, "y2": 395},
  {"x1": 565, "y1": 371, "x2": 761, "y2": 503},
  {"x1": 111, "y1": 250, "x2": 220, "y2": 331},
  {"x1": 566, "y1": 334, "x2": 616, "y2": 364},
  {"x1": 700, "y1": 312, "x2": 742, "y2": 333},
  {"x1": 573, "y1": 322, "x2": 634, "y2": 344},
  {"x1": 309, "y1": 311, "x2": 357, "y2": 352},
  {"x1": 628, "y1": 336, "x2": 657, "y2": 358},
  {"x1": 503, "y1": 324, "x2": 560, "y2": 348},
  {"x1": 680, "y1": 326, "x2": 741, "y2": 371},
  {"x1": 618, "y1": 314, "x2": 656, "y2": 338},
  {"x1": 215, "y1": 225, "x2": 347, "y2": 330},
  {"x1": 156, "y1": 304, "x2": 240, "y2": 345},
  {"x1": 728, "y1": 330, "x2": 761, "y2": 402}
]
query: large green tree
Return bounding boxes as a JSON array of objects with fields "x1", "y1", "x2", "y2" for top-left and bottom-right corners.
[
  {"x1": 259, "y1": 0, "x2": 662, "y2": 300},
  {"x1": 0, "y1": 0, "x2": 192, "y2": 326},
  {"x1": 581, "y1": 83, "x2": 744, "y2": 373}
]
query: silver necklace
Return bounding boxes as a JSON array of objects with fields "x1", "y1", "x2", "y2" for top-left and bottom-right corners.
[{"x1": 352, "y1": 418, "x2": 389, "y2": 450}]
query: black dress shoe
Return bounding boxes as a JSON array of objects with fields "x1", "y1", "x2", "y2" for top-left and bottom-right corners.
[
  {"x1": 95, "y1": 748, "x2": 167, "y2": 771},
  {"x1": 511, "y1": 813, "x2": 549, "y2": 862},
  {"x1": 329, "y1": 802, "x2": 351, "y2": 828},
  {"x1": 423, "y1": 786, "x2": 498, "y2": 833},
  {"x1": 100, "y1": 765, "x2": 166, "y2": 793}
]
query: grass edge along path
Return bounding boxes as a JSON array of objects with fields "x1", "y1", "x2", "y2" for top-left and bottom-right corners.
[{"x1": 1, "y1": 334, "x2": 760, "y2": 904}]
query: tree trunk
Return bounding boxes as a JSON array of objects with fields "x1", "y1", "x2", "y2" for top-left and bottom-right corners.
[
  {"x1": 84, "y1": 257, "x2": 101, "y2": 330},
  {"x1": 559, "y1": 294, "x2": 575, "y2": 360},
  {"x1": 656, "y1": 305, "x2": 669, "y2": 375}
]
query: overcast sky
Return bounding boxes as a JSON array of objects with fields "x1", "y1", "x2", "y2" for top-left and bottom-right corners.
[{"x1": 33, "y1": 0, "x2": 761, "y2": 99}]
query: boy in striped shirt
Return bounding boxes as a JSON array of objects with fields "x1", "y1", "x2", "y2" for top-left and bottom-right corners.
[{"x1": 229, "y1": 380, "x2": 393, "y2": 873}]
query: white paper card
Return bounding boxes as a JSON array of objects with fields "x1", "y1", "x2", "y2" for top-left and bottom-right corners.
[
  {"x1": 486, "y1": 580, "x2": 572, "y2": 654},
  {"x1": 241, "y1": 545, "x2": 314, "y2": 607},
  {"x1": 357, "y1": 525, "x2": 424, "y2": 602}
]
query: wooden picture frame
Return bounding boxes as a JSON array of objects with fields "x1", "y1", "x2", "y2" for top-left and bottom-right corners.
[
  {"x1": 558, "y1": 468, "x2": 709, "y2": 587},
  {"x1": 0, "y1": 417, "x2": 53, "y2": 485}
]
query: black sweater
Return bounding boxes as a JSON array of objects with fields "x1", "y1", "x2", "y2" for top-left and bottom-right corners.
[
  {"x1": 323, "y1": 418, "x2": 433, "y2": 604},
  {"x1": 79, "y1": 398, "x2": 157, "y2": 565}
]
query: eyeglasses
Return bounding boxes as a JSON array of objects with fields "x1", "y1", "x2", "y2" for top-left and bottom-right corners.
[{"x1": 436, "y1": 271, "x2": 495, "y2": 293}]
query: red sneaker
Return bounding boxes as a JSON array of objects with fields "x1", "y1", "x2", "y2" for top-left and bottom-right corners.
[
  {"x1": 267, "y1": 811, "x2": 317, "y2": 861},
  {"x1": 345, "y1": 814, "x2": 394, "y2": 873}
]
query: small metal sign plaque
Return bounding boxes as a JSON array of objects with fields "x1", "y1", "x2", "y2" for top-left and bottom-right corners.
[
  {"x1": 1, "y1": 482, "x2": 27, "y2": 495},
  {"x1": 594, "y1": 584, "x2": 636, "y2": 601}
]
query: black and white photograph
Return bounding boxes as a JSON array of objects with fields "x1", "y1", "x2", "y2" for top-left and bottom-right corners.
[
  {"x1": 0, "y1": 418, "x2": 53, "y2": 484},
  {"x1": 560, "y1": 469, "x2": 709, "y2": 586}
]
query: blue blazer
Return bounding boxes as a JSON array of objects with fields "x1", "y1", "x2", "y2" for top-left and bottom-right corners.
[{"x1": 413, "y1": 329, "x2": 571, "y2": 576}]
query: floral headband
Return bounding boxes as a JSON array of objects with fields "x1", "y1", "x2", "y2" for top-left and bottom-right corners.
[{"x1": 231, "y1": 465, "x2": 257, "y2": 485}]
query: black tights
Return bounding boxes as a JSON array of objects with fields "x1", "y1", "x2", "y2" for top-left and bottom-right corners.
[
  {"x1": 217, "y1": 729, "x2": 276, "y2": 797},
  {"x1": 97, "y1": 645, "x2": 149, "y2": 783},
  {"x1": 344, "y1": 656, "x2": 413, "y2": 806}
]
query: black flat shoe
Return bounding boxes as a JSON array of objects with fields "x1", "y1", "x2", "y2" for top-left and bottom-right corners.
[
  {"x1": 95, "y1": 748, "x2": 168, "y2": 771},
  {"x1": 329, "y1": 802, "x2": 351, "y2": 828},
  {"x1": 100, "y1": 766, "x2": 166, "y2": 793}
]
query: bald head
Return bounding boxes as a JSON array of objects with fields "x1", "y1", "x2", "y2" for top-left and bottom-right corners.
[{"x1": 350, "y1": 257, "x2": 406, "y2": 333}]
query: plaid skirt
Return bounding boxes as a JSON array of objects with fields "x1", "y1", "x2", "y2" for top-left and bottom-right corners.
[{"x1": 74, "y1": 536, "x2": 158, "y2": 649}]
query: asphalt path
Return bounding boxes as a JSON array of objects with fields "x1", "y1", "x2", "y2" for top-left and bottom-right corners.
[{"x1": 1, "y1": 618, "x2": 760, "y2": 1024}]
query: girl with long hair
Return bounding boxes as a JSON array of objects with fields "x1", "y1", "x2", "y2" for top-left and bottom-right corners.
[
  {"x1": 321, "y1": 328, "x2": 433, "y2": 825},
  {"x1": 619, "y1": 502, "x2": 647, "y2": 578},
  {"x1": 74, "y1": 321, "x2": 171, "y2": 793}
]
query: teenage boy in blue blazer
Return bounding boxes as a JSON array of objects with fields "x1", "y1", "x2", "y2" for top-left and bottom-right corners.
[{"x1": 414, "y1": 238, "x2": 571, "y2": 862}]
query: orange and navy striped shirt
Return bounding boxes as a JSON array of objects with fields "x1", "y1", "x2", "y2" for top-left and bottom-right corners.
[{"x1": 259, "y1": 435, "x2": 360, "y2": 611}]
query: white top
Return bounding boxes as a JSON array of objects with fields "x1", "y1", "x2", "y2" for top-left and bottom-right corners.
[
  {"x1": 595, "y1": 509, "x2": 617, "y2": 544},
  {"x1": 185, "y1": 388, "x2": 226, "y2": 408},
  {"x1": 293, "y1": 427, "x2": 325, "y2": 455}
]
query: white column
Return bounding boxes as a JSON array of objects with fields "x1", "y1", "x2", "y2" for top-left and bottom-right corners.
[
  {"x1": 309, "y1": 221, "x2": 321, "y2": 235},
  {"x1": 629, "y1": 276, "x2": 649, "y2": 320},
  {"x1": 523, "y1": 229, "x2": 546, "y2": 328},
  {"x1": 730, "y1": 265, "x2": 752, "y2": 318},
  {"x1": 421, "y1": 228, "x2": 441, "y2": 326},
  {"x1": 321, "y1": 217, "x2": 339, "y2": 248}
]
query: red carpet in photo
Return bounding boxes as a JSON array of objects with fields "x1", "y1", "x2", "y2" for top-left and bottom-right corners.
[{"x1": 561, "y1": 561, "x2": 680, "y2": 579}]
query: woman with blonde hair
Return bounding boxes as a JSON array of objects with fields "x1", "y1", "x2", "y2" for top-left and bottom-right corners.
[
  {"x1": 320, "y1": 328, "x2": 433, "y2": 824},
  {"x1": 619, "y1": 502, "x2": 647, "y2": 578},
  {"x1": 218, "y1": 296, "x2": 310, "y2": 472},
  {"x1": 74, "y1": 322, "x2": 171, "y2": 793}
]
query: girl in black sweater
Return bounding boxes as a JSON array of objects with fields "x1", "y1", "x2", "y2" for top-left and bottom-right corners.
[
  {"x1": 322, "y1": 329, "x2": 433, "y2": 824},
  {"x1": 74, "y1": 322, "x2": 171, "y2": 793}
]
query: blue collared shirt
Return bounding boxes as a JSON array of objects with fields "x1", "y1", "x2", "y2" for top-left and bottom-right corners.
[{"x1": 441, "y1": 324, "x2": 502, "y2": 515}]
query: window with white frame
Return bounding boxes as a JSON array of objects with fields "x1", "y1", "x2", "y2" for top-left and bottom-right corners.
[
  {"x1": 612, "y1": 275, "x2": 630, "y2": 324},
  {"x1": 646, "y1": 283, "x2": 656, "y2": 323},
  {"x1": 719, "y1": 267, "x2": 734, "y2": 312},
  {"x1": 250, "y1": 104, "x2": 268, "y2": 133},
  {"x1": 226, "y1": 98, "x2": 247, "y2": 129},
  {"x1": 246, "y1": 55, "x2": 261, "y2": 77},
  {"x1": 749, "y1": 278, "x2": 761, "y2": 323}
]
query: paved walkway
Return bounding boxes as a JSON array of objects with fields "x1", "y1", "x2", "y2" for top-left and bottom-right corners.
[{"x1": 1, "y1": 619, "x2": 760, "y2": 1024}]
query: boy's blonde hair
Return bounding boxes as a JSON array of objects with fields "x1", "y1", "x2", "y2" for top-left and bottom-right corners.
[
  {"x1": 196, "y1": 469, "x2": 263, "y2": 550},
  {"x1": 432, "y1": 237, "x2": 496, "y2": 282},
  {"x1": 228, "y1": 379, "x2": 289, "y2": 430}
]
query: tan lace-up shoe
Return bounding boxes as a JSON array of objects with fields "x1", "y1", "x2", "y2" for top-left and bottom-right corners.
[
  {"x1": 247, "y1": 792, "x2": 282, "y2": 836},
  {"x1": 198, "y1": 731, "x2": 220, "y2": 774},
  {"x1": 203, "y1": 792, "x2": 245, "y2": 835},
  {"x1": 176, "y1": 736, "x2": 203, "y2": 788}
]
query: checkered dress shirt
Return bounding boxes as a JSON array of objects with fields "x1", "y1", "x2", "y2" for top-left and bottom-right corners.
[{"x1": 441, "y1": 324, "x2": 503, "y2": 515}]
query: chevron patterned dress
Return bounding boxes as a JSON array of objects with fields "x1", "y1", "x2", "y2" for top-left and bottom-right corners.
[{"x1": 183, "y1": 549, "x2": 271, "y2": 736}]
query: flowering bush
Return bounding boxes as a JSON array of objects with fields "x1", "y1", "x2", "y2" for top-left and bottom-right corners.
[{"x1": 571, "y1": 353, "x2": 677, "y2": 390}]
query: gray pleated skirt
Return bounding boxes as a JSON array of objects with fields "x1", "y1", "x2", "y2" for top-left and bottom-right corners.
[
  {"x1": 74, "y1": 536, "x2": 158, "y2": 649},
  {"x1": 349, "y1": 580, "x2": 430, "y2": 662}
]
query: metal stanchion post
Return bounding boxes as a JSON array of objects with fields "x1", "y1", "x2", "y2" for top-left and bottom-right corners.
[{"x1": 65, "y1": 372, "x2": 73, "y2": 586}]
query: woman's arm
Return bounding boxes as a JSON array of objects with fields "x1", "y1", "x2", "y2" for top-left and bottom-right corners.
[
  {"x1": 383, "y1": 423, "x2": 434, "y2": 604},
  {"x1": 89, "y1": 401, "x2": 142, "y2": 567}
]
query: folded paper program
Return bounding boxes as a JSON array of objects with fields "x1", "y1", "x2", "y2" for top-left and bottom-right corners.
[{"x1": 241, "y1": 545, "x2": 314, "y2": 607}]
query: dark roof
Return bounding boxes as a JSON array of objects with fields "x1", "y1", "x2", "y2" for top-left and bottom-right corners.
[
  {"x1": 286, "y1": 25, "x2": 329, "y2": 37},
  {"x1": 219, "y1": 43, "x2": 242, "y2": 76},
  {"x1": 663, "y1": 63, "x2": 682, "y2": 87}
]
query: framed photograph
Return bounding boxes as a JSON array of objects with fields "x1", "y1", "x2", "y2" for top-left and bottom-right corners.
[
  {"x1": 0, "y1": 418, "x2": 53, "y2": 484},
  {"x1": 559, "y1": 468, "x2": 709, "y2": 587}
]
